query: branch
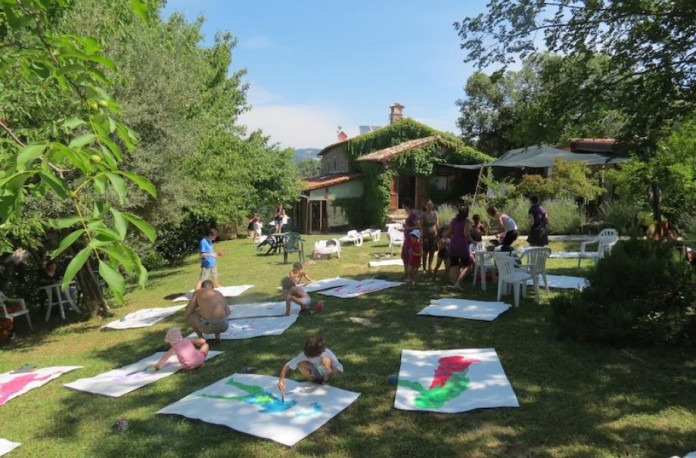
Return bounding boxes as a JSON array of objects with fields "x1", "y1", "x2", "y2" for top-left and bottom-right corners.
[{"x1": 0, "y1": 119, "x2": 25, "y2": 147}]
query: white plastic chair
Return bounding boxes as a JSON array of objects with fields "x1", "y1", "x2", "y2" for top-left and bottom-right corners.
[
  {"x1": 472, "y1": 244, "x2": 496, "y2": 292},
  {"x1": 339, "y1": 230, "x2": 364, "y2": 246},
  {"x1": 360, "y1": 229, "x2": 381, "y2": 242},
  {"x1": 519, "y1": 247, "x2": 552, "y2": 300},
  {"x1": 387, "y1": 226, "x2": 405, "y2": 256},
  {"x1": 578, "y1": 228, "x2": 619, "y2": 267},
  {"x1": 313, "y1": 239, "x2": 341, "y2": 259},
  {"x1": 492, "y1": 253, "x2": 533, "y2": 308},
  {"x1": 0, "y1": 291, "x2": 32, "y2": 330},
  {"x1": 40, "y1": 282, "x2": 80, "y2": 322}
]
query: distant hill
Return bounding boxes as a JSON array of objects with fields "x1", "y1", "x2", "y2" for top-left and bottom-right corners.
[{"x1": 294, "y1": 148, "x2": 321, "y2": 162}]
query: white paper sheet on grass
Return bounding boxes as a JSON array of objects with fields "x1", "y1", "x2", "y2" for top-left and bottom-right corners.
[
  {"x1": 229, "y1": 301, "x2": 300, "y2": 319},
  {"x1": 526, "y1": 274, "x2": 588, "y2": 290},
  {"x1": 64, "y1": 351, "x2": 222, "y2": 397},
  {"x1": 0, "y1": 439, "x2": 20, "y2": 457},
  {"x1": 101, "y1": 305, "x2": 185, "y2": 330},
  {"x1": 0, "y1": 366, "x2": 82, "y2": 406},
  {"x1": 395, "y1": 349, "x2": 519, "y2": 413},
  {"x1": 318, "y1": 278, "x2": 404, "y2": 298},
  {"x1": 172, "y1": 285, "x2": 253, "y2": 302},
  {"x1": 158, "y1": 373, "x2": 360, "y2": 447},
  {"x1": 368, "y1": 259, "x2": 403, "y2": 267},
  {"x1": 301, "y1": 277, "x2": 355, "y2": 292},
  {"x1": 187, "y1": 316, "x2": 297, "y2": 340},
  {"x1": 548, "y1": 251, "x2": 597, "y2": 259},
  {"x1": 418, "y1": 298, "x2": 511, "y2": 321}
]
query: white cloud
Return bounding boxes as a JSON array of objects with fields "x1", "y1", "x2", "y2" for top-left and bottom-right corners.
[
  {"x1": 239, "y1": 104, "x2": 355, "y2": 149},
  {"x1": 241, "y1": 35, "x2": 276, "y2": 50}
]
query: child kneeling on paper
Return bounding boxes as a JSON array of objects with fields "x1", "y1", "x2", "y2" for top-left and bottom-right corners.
[
  {"x1": 281, "y1": 276, "x2": 312, "y2": 316},
  {"x1": 278, "y1": 335, "x2": 343, "y2": 393},
  {"x1": 153, "y1": 328, "x2": 209, "y2": 371}
]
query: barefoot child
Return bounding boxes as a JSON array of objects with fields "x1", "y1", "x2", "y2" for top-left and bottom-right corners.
[
  {"x1": 433, "y1": 225, "x2": 450, "y2": 279},
  {"x1": 406, "y1": 229, "x2": 423, "y2": 287},
  {"x1": 278, "y1": 335, "x2": 343, "y2": 394},
  {"x1": 281, "y1": 276, "x2": 312, "y2": 316},
  {"x1": 288, "y1": 261, "x2": 313, "y2": 285},
  {"x1": 153, "y1": 328, "x2": 209, "y2": 371}
]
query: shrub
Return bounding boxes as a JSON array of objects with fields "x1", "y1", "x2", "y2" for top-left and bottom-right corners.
[
  {"x1": 436, "y1": 203, "x2": 457, "y2": 225},
  {"x1": 597, "y1": 200, "x2": 641, "y2": 233},
  {"x1": 549, "y1": 238, "x2": 696, "y2": 345},
  {"x1": 545, "y1": 198, "x2": 586, "y2": 235},
  {"x1": 154, "y1": 213, "x2": 216, "y2": 263}
]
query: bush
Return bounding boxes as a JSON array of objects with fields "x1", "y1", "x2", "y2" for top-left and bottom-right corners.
[
  {"x1": 597, "y1": 200, "x2": 641, "y2": 233},
  {"x1": 545, "y1": 198, "x2": 586, "y2": 235},
  {"x1": 549, "y1": 238, "x2": 696, "y2": 345},
  {"x1": 436, "y1": 203, "x2": 457, "y2": 225},
  {"x1": 154, "y1": 213, "x2": 216, "y2": 263}
]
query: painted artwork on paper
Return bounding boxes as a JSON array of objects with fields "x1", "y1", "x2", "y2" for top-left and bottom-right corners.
[
  {"x1": 157, "y1": 373, "x2": 360, "y2": 446},
  {"x1": 394, "y1": 349, "x2": 519, "y2": 413},
  {"x1": 0, "y1": 438, "x2": 20, "y2": 456},
  {"x1": 187, "y1": 316, "x2": 297, "y2": 340},
  {"x1": 417, "y1": 298, "x2": 511, "y2": 321},
  {"x1": 229, "y1": 301, "x2": 299, "y2": 319},
  {"x1": 0, "y1": 366, "x2": 82, "y2": 406},
  {"x1": 101, "y1": 305, "x2": 186, "y2": 330},
  {"x1": 301, "y1": 277, "x2": 355, "y2": 293},
  {"x1": 318, "y1": 279, "x2": 403, "y2": 298},
  {"x1": 172, "y1": 285, "x2": 253, "y2": 302},
  {"x1": 64, "y1": 351, "x2": 222, "y2": 397},
  {"x1": 526, "y1": 274, "x2": 588, "y2": 290}
]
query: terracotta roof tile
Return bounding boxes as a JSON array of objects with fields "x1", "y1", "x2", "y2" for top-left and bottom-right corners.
[
  {"x1": 303, "y1": 173, "x2": 361, "y2": 191},
  {"x1": 356, "y1": 136, "x2": 440, "y2": 162}
]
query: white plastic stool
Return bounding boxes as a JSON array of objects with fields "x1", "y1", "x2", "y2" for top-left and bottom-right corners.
[{"x1": 40, "y1": 282, "x2": 80, "y2": 321}]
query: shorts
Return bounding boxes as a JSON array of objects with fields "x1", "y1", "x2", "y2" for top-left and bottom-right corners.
[
  {"x1": 301, "y1": 296, "x2": 312, "y2": 308},
  {"x1": 438, "y1": 248, "x2": 449, "y2": 259},
  {"x1": 449, "y1": 255, "x2": 470, "y2": 267},
  {"x1": 422, "y1": 235, "x2": 437, "y2": 252},
  {"x1": 187, "y1": 313, "x2": 229, "y2": 335},
  {"x1": 199, "y1": 266, "x2": 218, "y2": 281}
]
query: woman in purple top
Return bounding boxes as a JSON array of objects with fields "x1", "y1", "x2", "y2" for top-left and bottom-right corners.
[
  {"x1": 400, "y1": 197, "x2": 419, "y2": 279},
  {"x1": 527, "y1": 196, "x2": 549, "y2": 246},
  {"x1": 443, "y1": 202, "x2": 472, "y2": 290}
]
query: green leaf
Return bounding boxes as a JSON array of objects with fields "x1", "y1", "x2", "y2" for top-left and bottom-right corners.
[
  {"x1": 138, "y1": 264, "x2": 148, "y2": 288},
  {"x1": 105, "y1": 172, "x2": 127, "y2": 203},
  {"x1": 93, "y1": 174, "x2": 107, "y2": 194},
  {"x1": 63, "y1": 117, "x2": 86, "y2": 129},
  {"x1": 130, "y1": 0, "x2": 149, "y2": 23},
  {"x1": 39, "y1": 171, "x2": 68, "y2": 198},
  {"x1": 102, "y1": 245, "x2": 135, "y2": 272},
  {"x1": 53, "y1": 229, "x2": 84, "y2": 257},
  {"x1": 54, "y1": 216, "x2": 82, "y2": 229},
  {"x1": 109, "y1": 208, "x2": 128, "y2": 239},
  {"x1": 16, "y1": 143, "x2": 47, "y2": 171},
  {"x1": 62, "y1": 246, "x2": 91, "y2": 288},
  {"x1": 118, "y1": 171, "x2": 156, "y2": 197},
  {"x1": 98, "y1": 259, "x2": 125, "y2": 299},
  {"x1": 121, "y1": 211, "x2": 156, "y2": 242},
  {"x1": 69, "y1": 133, "x2": 96, "y2": 148},
  {"x1": 0, "y1": 172, "x2": 32, "y2": 191}
]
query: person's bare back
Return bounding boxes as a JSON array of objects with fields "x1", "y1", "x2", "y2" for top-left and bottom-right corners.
[{"x1": 192, "y1": 288, "x2": 229, "y2": 321}]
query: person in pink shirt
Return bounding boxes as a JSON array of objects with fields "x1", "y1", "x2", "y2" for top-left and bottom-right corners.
[{"x1": 153, "y1": 328, "x2": 209, "y2": 371}]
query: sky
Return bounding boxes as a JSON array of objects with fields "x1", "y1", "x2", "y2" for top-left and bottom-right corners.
[{"x1": 161, "y1": 1, "x2": 490, "y2": 149}]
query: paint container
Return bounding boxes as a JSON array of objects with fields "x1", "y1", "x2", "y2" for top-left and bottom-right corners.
[{"x1": 315, "y1": 301, "x2": 324, "y2": 312}]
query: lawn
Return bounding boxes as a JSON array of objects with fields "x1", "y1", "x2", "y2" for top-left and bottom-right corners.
[{"x1": 1, "y1": 235, "x2": 695, "y2": 458}]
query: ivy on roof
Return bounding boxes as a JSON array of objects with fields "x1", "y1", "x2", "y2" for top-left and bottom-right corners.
[{"x1": 345, "y1": 118, "x2": 493, "y2": 167}]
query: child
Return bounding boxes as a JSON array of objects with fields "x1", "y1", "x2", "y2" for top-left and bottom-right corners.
[
  {"x1": 406, "y1": 229, "x2": 423, "y2": 287},
  {"x1": 153, "y1": 328, "x2": 209, "y2": 371},
  {"x1": 281, "y1": 276, "x2": 312, "y2": 316},
  {"x1": 277, "y1": 335, "x2": 343, "y2": 393},
  {"x1": 471, "y1": 214, "x2": 485, "y2": 243},
  {"x1": 288, "y1": 261, "x2": 313, "y2": 285},
  {"x1": 433, "y1": 225, "x2": 450, "y2": 279}
]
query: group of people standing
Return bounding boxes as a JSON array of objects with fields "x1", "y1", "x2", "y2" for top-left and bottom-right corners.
[{"x1": 399, "y1": 196, "x2": 549, "y2": 290}]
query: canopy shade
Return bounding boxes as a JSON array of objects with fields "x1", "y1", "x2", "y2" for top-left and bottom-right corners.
[{"x1": 489, "y1": 145, "x2": 628, "y2": 168}]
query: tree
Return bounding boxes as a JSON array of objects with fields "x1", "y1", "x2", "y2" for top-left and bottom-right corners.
[
  {"x1": 0, "y1": 0, "x2": 156, "y2": 315},
  {"x1": 296, "y1": 159, "x2": 321, "y2": 178},
  {"x1": 455, "y1": 1, "x2": 696, "y2": 232}
]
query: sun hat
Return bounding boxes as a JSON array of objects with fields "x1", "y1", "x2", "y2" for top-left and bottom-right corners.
[{"x1": 410, "y1": 229, "x2": 421, "y2": 239}]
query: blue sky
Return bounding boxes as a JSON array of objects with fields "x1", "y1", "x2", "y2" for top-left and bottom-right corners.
[{"x1": 162, "y1": 1, "x2": 489, "y2": 149}]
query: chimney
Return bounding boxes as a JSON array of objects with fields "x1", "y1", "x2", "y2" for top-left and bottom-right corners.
[{"x1": 389, "y1": 102, "x2": 404, "y2": 124}]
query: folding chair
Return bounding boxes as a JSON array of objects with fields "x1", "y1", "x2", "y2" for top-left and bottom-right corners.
[{"x1": 0, "y1": 291, "x2": 32, "y2": 330}]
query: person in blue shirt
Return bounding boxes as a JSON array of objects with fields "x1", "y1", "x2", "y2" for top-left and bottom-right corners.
[{"x1": 195, "y1": 228, "x2": 223, "y2": 290}]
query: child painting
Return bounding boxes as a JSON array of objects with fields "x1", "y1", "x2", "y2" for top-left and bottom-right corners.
[
  {"x1": 281, "y1": 276, "x2": 312, "y2": 316},
  {"x1": 277, "y1": 335, "x2": 343, "y2": 393},
  {"x1": 406, "y1": 229, "x2": 423, "y2": 287},
  {"x1": 153, "y1": 328, "x2": 209, "y2": 371}
]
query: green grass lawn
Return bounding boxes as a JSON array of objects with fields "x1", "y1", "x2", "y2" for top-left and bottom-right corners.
[{"x1": 1, "y1": 236, "x2": 695, "y2": 457}]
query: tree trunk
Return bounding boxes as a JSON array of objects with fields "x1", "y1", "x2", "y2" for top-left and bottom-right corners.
[
  {"x1": 650, "y1": 181, "x2": 662, "y2": 239},
  {"x1": 76, "y1": 261, "x2": 110, "y2": 317}
]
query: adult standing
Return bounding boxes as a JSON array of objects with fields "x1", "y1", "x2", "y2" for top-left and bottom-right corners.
[
  {"x1": 443, "y1": 202, "x2": 472, "y2": 290},
  {"x1": 527, "y1": 196, "x2": 549, "y2": 247},
  {"x1": 400, "y1": 197, "x2": 419, "y2": 280},
  {"x1": 487, "y1": 205, "x2": 518, "y2": 252},
  {"x1": 196, "y1": 228, "x2": 223, "y2": 290},
  {"x1": 420, "y1": 199, "x2": 439, "y2": 275},
  {"x1": 186, "y1": 280, "x2": 230, "y2": 343},
  {"x1": 274, "y1": 204, "x2": 286, "y2": 234}
]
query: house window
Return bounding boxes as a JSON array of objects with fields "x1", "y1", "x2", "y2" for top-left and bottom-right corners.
[{"x1": 435, "y1": 176, "x2": 448, "y2": 191}]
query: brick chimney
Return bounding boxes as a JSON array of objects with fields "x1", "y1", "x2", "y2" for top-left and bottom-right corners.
[{"x1": 389, "y1": 102, "x2": 404, "y2": 124}]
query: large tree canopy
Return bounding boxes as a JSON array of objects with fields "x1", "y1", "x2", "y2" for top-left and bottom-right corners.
[{"x1": 455, "y1": 0, "x2": 696, "y2": 149}]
